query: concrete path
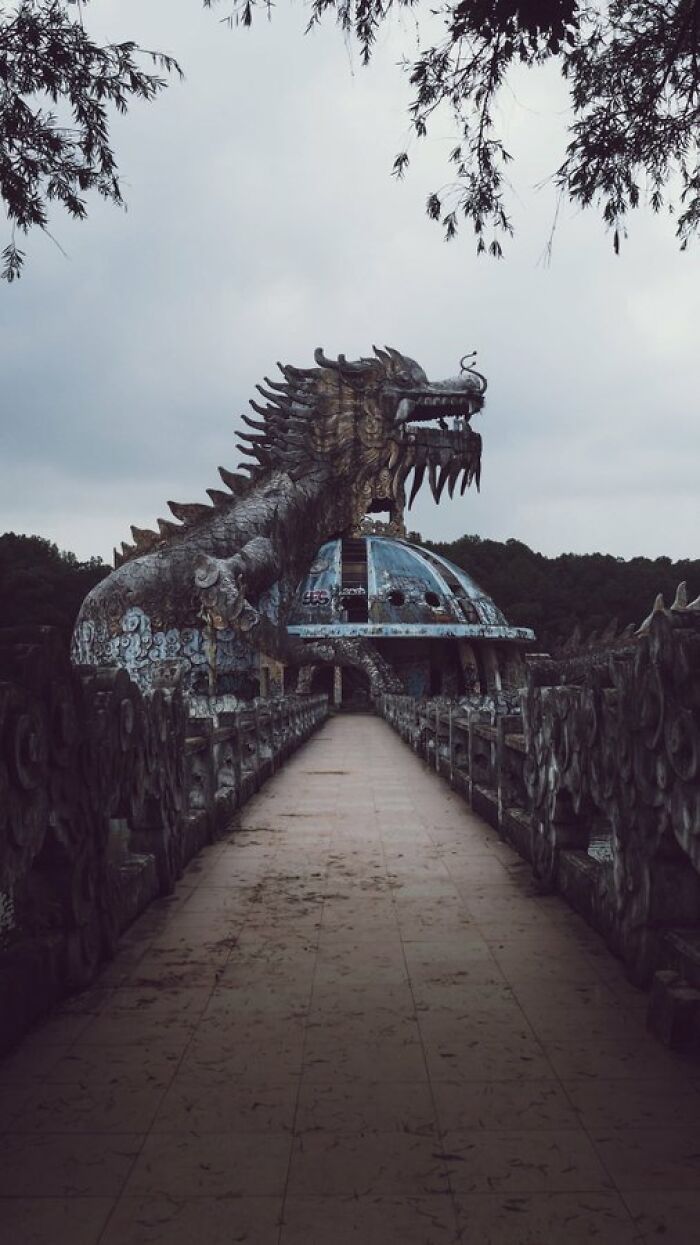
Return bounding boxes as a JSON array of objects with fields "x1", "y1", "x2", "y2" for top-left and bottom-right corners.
[{"x1": 1, "y1": 714, "x2": 699, "y2": 1244}]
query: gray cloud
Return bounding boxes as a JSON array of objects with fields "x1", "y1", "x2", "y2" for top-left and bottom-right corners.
[{"x1": 1, "y1": 2, "x2": 697, "y2": 564}]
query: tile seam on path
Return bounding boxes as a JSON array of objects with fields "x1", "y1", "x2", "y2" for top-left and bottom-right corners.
[
  {"x1": 385, "y1": 721, "x2": 644, "y2": 1237},
  {"x1": 93, "y1": 792, "x2": 258, "y2": 1244},
  {"x1": 380, "y1": 744, "x2": 461, "y2": 1240},
  {"x1": 276, "y1": 731, "x2": 335, "y2": 1245}
]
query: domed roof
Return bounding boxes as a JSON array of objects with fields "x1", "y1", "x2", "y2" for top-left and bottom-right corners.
[{"x1": 287, "y1": 535, "x2": 533, "y2": 643}]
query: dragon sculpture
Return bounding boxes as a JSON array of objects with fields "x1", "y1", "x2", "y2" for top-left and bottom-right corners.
[{"x1": 74, "y1": 346, "x2": 486, "y2": 695}]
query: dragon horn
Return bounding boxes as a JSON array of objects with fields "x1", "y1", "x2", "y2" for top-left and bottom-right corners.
[
  {"x1": 314, "y1": 347, "x2": 337, "y2": 370},
  {"x1": 314, "y1": 347, "x2": 377, "y2": 374}
]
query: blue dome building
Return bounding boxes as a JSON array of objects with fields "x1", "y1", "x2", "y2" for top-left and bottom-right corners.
[{"x1": 284, "y1": 534, "x2": 534, "y2": 703}]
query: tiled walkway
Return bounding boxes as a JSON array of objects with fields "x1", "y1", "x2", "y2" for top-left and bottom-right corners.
[{"x1": 2, "y1": 715, "x2": 700, "y2": 1243}]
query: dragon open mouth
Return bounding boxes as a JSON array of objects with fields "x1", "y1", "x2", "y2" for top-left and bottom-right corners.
[{"x1": 391, "y1": 393, "x2": 483, "y2": 507}]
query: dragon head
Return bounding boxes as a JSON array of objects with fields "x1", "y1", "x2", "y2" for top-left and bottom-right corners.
[
  {"x1": 236, "y1": 345, "x2": 485, "y2": 527},
  {"x1": 113, "y1": 345, "x2": 486, "y2": 569}
]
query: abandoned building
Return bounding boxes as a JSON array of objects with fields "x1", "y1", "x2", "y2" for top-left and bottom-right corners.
[{"x1": 286, "y1": 533, "x2": 534, "y2": 704}]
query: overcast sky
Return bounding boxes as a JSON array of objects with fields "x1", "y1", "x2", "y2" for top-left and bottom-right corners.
[{"x1": 1, "y1": 1, "x2": 698, "y2": 566}]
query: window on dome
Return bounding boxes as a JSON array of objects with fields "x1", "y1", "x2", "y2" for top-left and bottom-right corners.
[{"x1": 425, "y1": 591, "x2": 440, "y2": 608}]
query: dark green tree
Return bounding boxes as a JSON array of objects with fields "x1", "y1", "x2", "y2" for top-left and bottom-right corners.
[
  {"x1": 0, "y1": 0, "x2": 180, "y2": 280},
  {"x1": 1, "y1": 1, "x2": 698, "y2": 276},
  {"x1": 0, "y1": 532, "x2": 108, "y2": 630},
  {"x1": 422, "y1": 532, "x2": 700, "y2": 653}
]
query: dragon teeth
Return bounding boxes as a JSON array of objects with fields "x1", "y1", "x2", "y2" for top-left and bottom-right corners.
[{"x1": 408, "y1": 463, "x2": 426, "y2": 508}]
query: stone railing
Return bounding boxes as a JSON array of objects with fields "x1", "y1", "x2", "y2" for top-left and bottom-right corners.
[
  {"x1": 379, "y1": 606, "x2": 700, "y2": 1049},
  {"x1": 0, "y1": 626, "x2": 328, "y2": 1053},
  {"x1": 380, "y1": 694, "x2": 531, "y2": 850}
]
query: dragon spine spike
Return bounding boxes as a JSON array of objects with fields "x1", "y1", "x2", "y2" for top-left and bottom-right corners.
[
  {"x1": 157, "y1": 518, "x2": 181, "y2": 537},
  {"x1": 255, "y1": 385, "x2": 287, "y2": 405},
  {"x1": 263, "y1": 376, "x2": 288, "y2": 392},
  {"x1": 113, "y1": 547, "x2": 122, "y2": 569},
  {"x1": 687, "y1": 593, "x2": 700, "y2": 612},
  {"x1": 237, "y1": 430, "x2": 269, "y2": 445},
  {"x1": 249, "y1": 399, "x2": 275, "y2": 419},
  {"x1": 121, "y1": 541, "x2": 136, "y2": 559},
  {"x1": 671, "y1": 581, "x2": 688, "y2": 610},
  {"x1": 218, "y1": 466, "x2": 246, "y2": 492},
  {"x1": 130, "y1": 525, "x2": 159, "y2": 550},
  {"x1": 237, "y1": 443, "x2": 271, "y2": 463},
  {"x1": 206, "y1": 488, "x2": 231, "y2": 507},
  {"x1": 241, "y1": 412, "x2": 268, "y2": 431},
  {"x1": 167, "y1": 501, "x2": 211, "y2": 522}
]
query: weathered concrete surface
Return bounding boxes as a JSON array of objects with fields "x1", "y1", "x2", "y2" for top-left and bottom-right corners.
[{"x1": 1, "y1": 715, "x2": 699, "y2": 1244}]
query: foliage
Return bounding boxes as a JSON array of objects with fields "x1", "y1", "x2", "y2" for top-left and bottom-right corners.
[
  {"x1": 0, "y1": 531, "x2": 108, "y2": 630},
  {"x1": 222, "y1": 0, "x2": 700, "y2": 254},
  {"x1": 421, "y1": 532, "x2": 700, "y2": 652},
  {"x1": 1, "y1": 1, "x2": 697, "y2": 276},
  {"x1": 0, "y1": 0, "x2": 180, "y2": 280}
]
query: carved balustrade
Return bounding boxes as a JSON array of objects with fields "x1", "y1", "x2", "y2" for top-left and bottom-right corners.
[
  {"x1": 0, "y1": 625, "x2": 327, "y2": 1053},
  {"x1": 379, "y1": 607, "x2": 700, "y2": 1046}
]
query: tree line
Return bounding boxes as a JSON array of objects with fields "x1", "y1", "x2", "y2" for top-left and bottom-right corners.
[
  {"x1": 421, "y1": 533, "x2": 700, "y2": 653},
  {"x1": 2, "y1": 529, "x2": 697, "y2": 657},
  {"x1": 0, "y1": 532, "x2": 108, "y2": 634}
]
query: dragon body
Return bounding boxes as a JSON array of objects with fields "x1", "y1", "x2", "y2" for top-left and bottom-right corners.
[{"x1": 74, "y1": 347, "x2": 486, "y2": 695}]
